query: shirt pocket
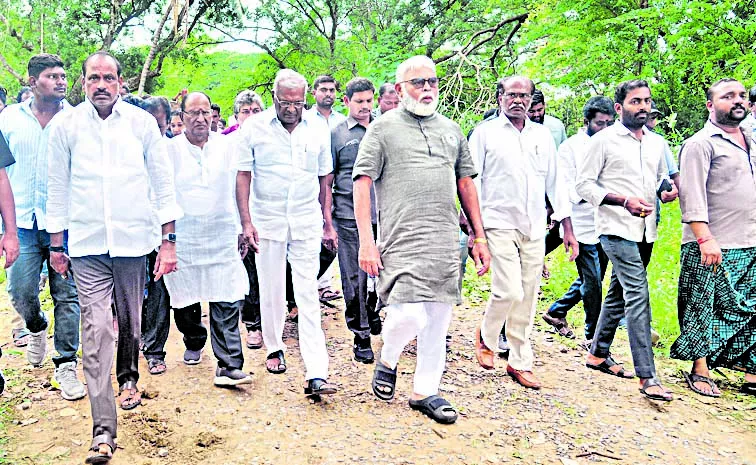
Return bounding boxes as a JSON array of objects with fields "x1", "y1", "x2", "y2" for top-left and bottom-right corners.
[
  {"x1": 526, "y1": 143, "x2": 549, "y2": 177},
  {"x1": 437, "y1": 133, "x2": 460, "y2": 166},
  {"x1": 293, "y1": 143, "x2": 318, "y2": 174}
]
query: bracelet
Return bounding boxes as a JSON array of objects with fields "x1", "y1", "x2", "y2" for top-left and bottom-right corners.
[
  {"x1": 696, "y1": 236, "x2": 714, "y2": 245},
  {"x1": 49, "y1": 246, "x2": 65, "y2": 253},
  {"x1": 473, "y1": 238, "x2": 488, "y2": 244},
  {"x1": 622, "y1": 197, "x2": 629, "y2": 208}
]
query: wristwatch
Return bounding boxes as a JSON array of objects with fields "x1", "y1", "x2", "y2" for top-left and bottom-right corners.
[{"x1": 162, "y1": 233, "x2": 177, "y2": 243}]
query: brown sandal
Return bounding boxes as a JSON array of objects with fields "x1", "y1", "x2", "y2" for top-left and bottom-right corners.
[{"x1": 118, "y1": 381, "x2": 142, "y2": 410}]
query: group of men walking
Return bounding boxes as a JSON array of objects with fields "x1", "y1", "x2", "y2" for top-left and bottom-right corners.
[{"x1": 0, "y1": 49, "x2": 754, "y2": 464}]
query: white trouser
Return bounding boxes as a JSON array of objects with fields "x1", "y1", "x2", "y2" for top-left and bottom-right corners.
[
  {"x1": 381, "y1": 302, "x2": 453, "y2": 397},
  {"x1": 256, "y1": 234, "x2": 329, "y2": 380},
  {"x1": 481, "y1": 229, "x2": 544, "y2": 371}
]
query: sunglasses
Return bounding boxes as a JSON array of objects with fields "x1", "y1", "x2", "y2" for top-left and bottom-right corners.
[{"x1": 399, "y1": 77, "x2": 440, "y2": 89}]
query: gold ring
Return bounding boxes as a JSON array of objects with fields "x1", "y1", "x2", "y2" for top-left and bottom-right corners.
[{"x1": 640, "y1": 212, "x2": 646, "y2": 218}]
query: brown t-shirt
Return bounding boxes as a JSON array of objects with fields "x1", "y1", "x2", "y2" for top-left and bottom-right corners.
[
  {"x1": 353, "y1": 107, "x2": 477, "y2": 305},
  {"x1": 679, "y1": 120, "x2": 756, "y2": 249}
]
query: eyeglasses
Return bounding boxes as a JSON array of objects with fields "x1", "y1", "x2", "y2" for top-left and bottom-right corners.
[
  {"x1": 503, "y1": 92, "x2": 532, "y2": 101},
  {"x1": 184, "y1": 109, "x2": 211, "y2": 118},
  {"x1": 274, "y1": 96, "x2": 305, "y2": 109},
  {"x1": 399, "y1": 77, "x2": 440, "y2": 89}
]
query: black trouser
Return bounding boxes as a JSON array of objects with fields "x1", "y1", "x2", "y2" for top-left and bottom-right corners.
[
  {"x1": 176, "y1": 300, "x2": 245, "y2": 370},
  {"x1": 334, "y1": 218, "x2": 379, "y2": 340},
  {"x1": 141, "y1": 250, "x2": 171, "y2": 359},
  {"x1": 285, "y1": 245, "x2": 338, "y2": 308},
  {"x1": 241, "y1": 253, "x2": 261, "y2": 331}
]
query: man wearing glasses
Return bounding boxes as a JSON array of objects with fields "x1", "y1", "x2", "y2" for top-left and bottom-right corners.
[
  {"x1": 236, "y1": 69, "x2": 337, "y2": 400},
  {"x1": 354, "y1": 55, "x2": 490, "y2": 424},
  {"x1": 470, "y1": 76, "x2": 578, "y2": 390}
]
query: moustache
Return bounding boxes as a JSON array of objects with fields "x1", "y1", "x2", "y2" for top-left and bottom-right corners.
[
  {"x1": 732, "y1": 104, "x2": 746, "y2": 111},
  {"x1": 94, "y1": 90, "x2": 111, "y2": 97}
]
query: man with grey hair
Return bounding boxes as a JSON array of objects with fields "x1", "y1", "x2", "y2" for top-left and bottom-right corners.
[
  {"x1": 223, "y1": 90, "x2": 264, "y2": 135},
  {"x1": 236, "y1": 69, "x2": 337, "y2": 399},
  {"x1": 143, "y1": 96, "x2": 171, "y2": 137},
  {"x1": 354, "y1": 55, "x2": 490, "y2": 424},
  {"x1": 471, "y1": 76, "x2": 578, "y2": 390},
  {"x1": 372, "y1": 82, "x2": 399, "y2": 118}
]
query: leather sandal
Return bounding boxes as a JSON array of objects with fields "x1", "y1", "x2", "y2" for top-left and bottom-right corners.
[
  {"x1": 118, "y1": 381, "x2": 142, "y2": 410},
  {"x1": 85, "y1": 443, "x2": 113, "y2": 464}
]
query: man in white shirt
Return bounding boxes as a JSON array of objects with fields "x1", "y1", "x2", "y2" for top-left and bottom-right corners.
[
  {"x1": 576, "y1": 79, "x2": 678, "y2": 402},
  {"x1": 307, "y1": 75, "x2": 346, "y2": 302},
  {"x1": 542, "y1": 97, "x2": 615, "y2": 343},
  {"x1": 162, "y1": 92, "x2": 252, "y2": 387},
  {"x1": 471, "y1": 76, "x2": 578, "y2": 390},
  {"x1": 47, "y1": 51, "x2": 181, "y2": 464},
  {"x1": 236, "y1": 69, "x2": 337, "y2": 399},
  {"x1": 0, "y1": 54, "x2": 86, "y2": 402}
]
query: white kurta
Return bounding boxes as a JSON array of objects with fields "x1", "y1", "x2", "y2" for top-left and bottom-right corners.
[{"x1": 163, "y1": 133, "x2": 249, "y2": 309}]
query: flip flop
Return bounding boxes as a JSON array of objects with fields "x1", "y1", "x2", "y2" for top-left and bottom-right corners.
[
  {"x1": 12, "y1": 329, "x2": 30, "y2": 348},
  {"x1": 639, "y1": 377, "x2": 673, "y2": 402},
  {"x1": 586, "y1": 356, "x2": 634, "y2": 379},
  {"x1": 409, "y1": 395, "x2": 458, "y2": 424},
  {"x1": 682, "y1": 371, "x2": 721, "y2": 398},
  {"x1": 266, "y1": 350, "x2": 286, "y2": 374}
]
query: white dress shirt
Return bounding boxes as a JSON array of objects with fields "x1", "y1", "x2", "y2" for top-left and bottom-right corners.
[
  {"x1": 470, "y1": 115, "x2": 570, "y2": 240},
  {"x1": 558, "y1": 129, "x2": 598, "y2": 244},
  {"x1": 543, "y1": 114, "x2": 567, "y2": 148},
  {"x1": 0, "y1": 99, "x2": 70, "y2": 230},
  {"x1": 162, "y1": 133, "x2": 248, "y2": 308},
  {"x1": 576, "y1": 122, "x2": 669, "y2": 243},
  {"x1": 46, "y1": 98, "x2": 182, "y2": 258},
  {"x1": 236, "y1": 107, "x2": 332, "y2": 241}
]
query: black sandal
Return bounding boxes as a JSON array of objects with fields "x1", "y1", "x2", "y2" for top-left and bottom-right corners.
[
  {"x1": 85, "y1": 443, "x2": 113, "y2": 464},
  {"x1": 409, "y1": 395, "x2": 458, "y2": 424},
  {"x1": 266, "y1": 350, "x2": 286, "y2": 374},
  {"x1": 639, "y1": 377, "x2": 673, "y2": 402},
  {"x1": 740, "y1": 382, "x2": 756, "y2": 396},
  {"x1": 682, "y1": 371, "x2": 721, "y2": 398},
  {"x1": 372, "y1": 362, "x2": 397, "y2": 401},
  {"x1": 304, "y1": 378, "x2": 338, "y2": 399},
  {"x1": 586, "y1": 356, "x2": 634, "y2": 379}
]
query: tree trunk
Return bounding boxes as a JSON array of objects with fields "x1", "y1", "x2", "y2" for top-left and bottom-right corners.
[{"x1": 138, "y1": 2, "x2": 175, "y2": 95}]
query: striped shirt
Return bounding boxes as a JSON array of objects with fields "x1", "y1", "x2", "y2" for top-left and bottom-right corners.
[{"x1": 0, "y1": 99, "x2": 70, "y2": 230}]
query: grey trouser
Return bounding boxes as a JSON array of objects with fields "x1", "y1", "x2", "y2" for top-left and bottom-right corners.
[
  {"x1": 590, "y1": 235, "x2": 656, "y2": 379},
  {"x1": 71, "y1": 254, "x2": 146, "y2": 450},
  {"x1": 334, "y1": 218, "x2": 378, "y2": 340}
]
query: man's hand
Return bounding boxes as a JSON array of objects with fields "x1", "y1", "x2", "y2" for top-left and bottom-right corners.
[
  {"x1": 624, "y1": 197, "x2": 654, "y2": 217},
  {"x1": 471, "y1": 241, "x2": 491, "y2": 276},
  {"x1": 699, "y1": 238, "x2": 722, "y2": 267},
  {"x1": 50, "y1": 251, "x2": 70, "y2": 278},
  {"x1": 240, "y1": 222, "x2": 259, "y2": 255},
  {"x1": 661, "y1": 183, "x2": 679, "y2": 203},
  {"x1": 154, "y1": 242, "x2": 178, "y2": 281},
  {"x1": 359, "y1": 242, "x2": 383, "y2": 277},
  {"x1": 322, "y1": 223, "x2": 338, "y2": 252},
  {"x1": 0, "y1": 232, "x2": 19, "y2": 268},
  {"x1": 563, "y1": 230, "x2": 579, "y2": 262}
]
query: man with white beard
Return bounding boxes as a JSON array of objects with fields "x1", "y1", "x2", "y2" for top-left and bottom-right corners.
[{"x1": 353, "y1": 55, "x2": 490, "y2": 424}]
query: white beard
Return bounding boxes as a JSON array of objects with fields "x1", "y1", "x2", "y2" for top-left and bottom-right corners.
[{"x1": 402, "y1": 93, "x2": 438, "y2": 117}]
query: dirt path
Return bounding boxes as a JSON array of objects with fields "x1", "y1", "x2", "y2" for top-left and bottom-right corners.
[{"x1": 1, "y1": 294, "x2": 754, "y2": 465}]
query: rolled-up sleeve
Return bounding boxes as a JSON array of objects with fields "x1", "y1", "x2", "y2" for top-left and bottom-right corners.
[
  {"x1": 544, "y1": 137, "x2": 570, "y2": 222},
  {"x1": 576, "y1": 137, "x2": 609, "y2": 207},
  {"x1": 235, "y1": 122, "x2": 254, "y2": 173},
  {"x1": 455, "y1": 130, "x2": 477, "y2": 180},
  {"x1": 143, "y1": 121, "x2": 183, "y2": 225},
  {"x1": 353, "y1": 123, "x2": 384, "y2": 181},
  {"x1": 46, "y1": 119, "x2": 71, "y2": 234},
  {"x1": 678, "y1": 139, "x2": 711, "y2": 224}
]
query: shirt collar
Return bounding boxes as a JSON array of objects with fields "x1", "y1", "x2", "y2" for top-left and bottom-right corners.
[
  {"x1": 346, "y1": 115, "x2": 370, "y2": 129},
  {"x1": 499, "y1": 113, "x2": 536, "y2": 131},
  {"x1": 613, "y1": 121, "x2": 649, "y2": 139},
  {"x1": 20, "y1": 97, "x2": 70, "y2": 117},
  {"x1": 83, "y1": 96, "x2": 123, "y2": 120},
  {"x1": 705, "y1": 119, "x2": 752, "y2": 152}
]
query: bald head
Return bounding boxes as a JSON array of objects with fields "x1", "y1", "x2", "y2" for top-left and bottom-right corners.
[{"x1": 181, "y1": 91, "x2": 212, "y2": 145}]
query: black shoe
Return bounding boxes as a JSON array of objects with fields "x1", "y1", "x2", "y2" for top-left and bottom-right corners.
[
  {"x1": 304, "y1": 378, "x2": 337, "y2": 398},
  {"x1": 353, "y1": 337, "x2": 375, "y2": 364},
  {"x1": 213, "y1": 367, "x2": 253, "y2": 387}
]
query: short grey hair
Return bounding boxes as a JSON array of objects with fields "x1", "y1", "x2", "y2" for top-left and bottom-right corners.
[
  {"x1": 273, "y1": 69, "x2": 308, "y2": 94},
  {"x1": 378, "y1": 82, "x2": 397, "y2": 98},
  {"x1": 233, "y1": 90, "x2": 265, "y2": 116},
  {"x1": 395, "y1": 55, "x2": 436, "y2": 83}
]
